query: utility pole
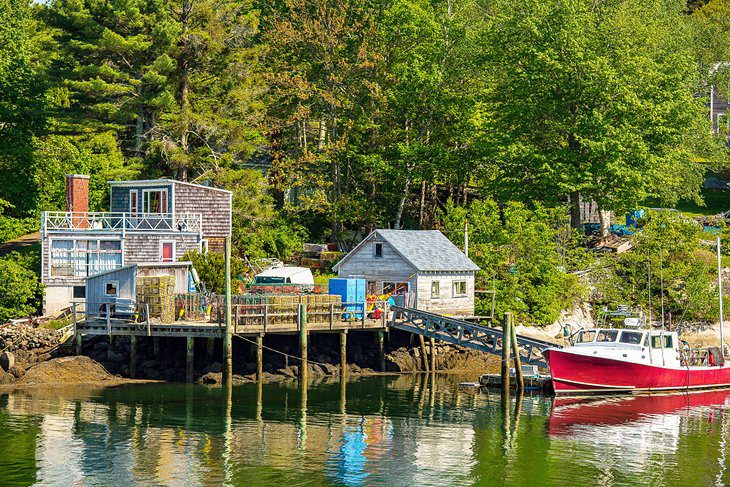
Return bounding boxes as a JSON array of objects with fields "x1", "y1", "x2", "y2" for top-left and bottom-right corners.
[{"x1": 223, "y1": 236, "x2": 233, "y2": 385}]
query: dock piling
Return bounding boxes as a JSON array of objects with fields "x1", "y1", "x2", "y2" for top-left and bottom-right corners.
[
  {"x1": 509, "y1": 314, "x2": 524, "y2": 389},
  {"x1": 206, "y1": 337, "x2": 215, "y2": 362},
  {"x1": 130, "y1": 335, "x2": 137, "y2": 379},
  {"x1": 186, "y1": 336, "x2": 194, "y2": 383},
  {"x1": 377, "y1": 331, "x2": 385, "y2": 372},
  {"x1": 75, "y1": 333, "x2": 82, "y2": 356},
  {"x1": 299, "y1": 303, "x2": 308, "y2": 383},
  {"x1": 430, "y1": 336, "x2": 436, "y2": 372},
  {"x1": 256, "y1": 333, "x2": 263, "y2": 381},
  {"x1": 419, "y1": 335, "x2": 429, "y2": 372},
  {"x1": 340, "y1": 329, "x2": 347, "y2": 379},
  {"x1": 501, "y1": 313, "x2": 511, "y2": 395},
  {"x1": 222, "y1": 236, "x2": 233, "y2": 385},
  {"x1": 108, "y1": 335, "x2": 115, "y2": 360}
]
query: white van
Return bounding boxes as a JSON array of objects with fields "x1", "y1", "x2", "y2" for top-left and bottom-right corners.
[{"x1": 253, "y1": 266, "x2": 315, "y2": 285}]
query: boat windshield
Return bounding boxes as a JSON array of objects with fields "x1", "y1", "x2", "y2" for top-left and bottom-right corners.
[
  {"x1": 596, "y1": 330, "x2": 619, "y2": 342},
  {"x1": 575, "y1": 330, "x2": 596, "y2": 343},
  {"x1": 619, "y1": 331, "x2": 643, "y2": 345}
]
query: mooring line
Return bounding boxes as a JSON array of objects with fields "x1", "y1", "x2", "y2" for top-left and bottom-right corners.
[{"x1": 232, "y1": 333, "x2": 332, "y2": 368}]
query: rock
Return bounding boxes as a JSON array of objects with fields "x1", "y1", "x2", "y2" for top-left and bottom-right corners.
[
  {"x1": 277, "y1": 366, "x2": 297, "y2": 378},
  {"x1": 321, "y1": 363, "x2": 338, "y2": 375},
  {"x1": 0, "y1": 373, "x2": 15, "y2": 385},
  {"x1": 106, "y1": 351, "x2": 125, "y2": 363},
  {"x1": 0, "y1": 351, "x2": 15, "y2": 372},
  {"x1": 197, "y1": 372, "x2": 221, "y2": 385},
  {"x1": 8, "y1": 366, "x2": 25, "y2": 379}
]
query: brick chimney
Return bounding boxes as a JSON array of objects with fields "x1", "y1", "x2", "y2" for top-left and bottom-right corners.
[{"x1": 66, "y1": 174, "x2": 90, "y2": 227}]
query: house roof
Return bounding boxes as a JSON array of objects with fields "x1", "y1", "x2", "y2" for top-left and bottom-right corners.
[
  {"x1": 334, "y1": 230, "x2": 480, "y2": 273},
  {"x1": 107, "y1": 179, "x2": 232, "y2": 194},
  {"x1": 85, "y1": 264, "x2": 137, "y2": 281}
]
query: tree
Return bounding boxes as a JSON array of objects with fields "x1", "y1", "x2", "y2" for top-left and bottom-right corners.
[
  {"x1": 0, "y1": 252, "x2": 42, "y2": 322},
  {"x1": 0, "y1": 0, "x2": 46, "y2": 217},
  {"x1": 482, "y1": 0, "x2": 723, "y2": 235}
]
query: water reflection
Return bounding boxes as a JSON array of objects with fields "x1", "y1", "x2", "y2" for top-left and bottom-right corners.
[{"x1": 3, "y1": 379, "x2": 730, "y2": 485}]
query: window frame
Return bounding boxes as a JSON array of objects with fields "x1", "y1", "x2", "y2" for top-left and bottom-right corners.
[
  {"x1": 374, "y1": 242, "x2": 383, "y2": 258},
  {"x1": 129, "y1": 189, "x2": 138, "y2": 215},
  {"x1": 142, "y1": 188, "x2": 169, "y2": 214},
  {"x1": 452, "y1": 280, "x2": 467, "y2": 297},
  {"x1": 160, "y1": 240, "x2": 176, "y2": 263},
  {"x1": 431, "y1": 281, "x2": 440, "y2": 299},
  {"x1": 105, "y1": 280, "x2": 119, "y2": 296}
]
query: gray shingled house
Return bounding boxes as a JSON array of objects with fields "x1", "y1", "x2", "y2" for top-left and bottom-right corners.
[{"x1": 333, "y1": 230, "x2": 480, "y2": 316}]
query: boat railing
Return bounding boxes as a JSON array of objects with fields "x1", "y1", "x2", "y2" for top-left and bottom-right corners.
[{"x1": 680, "y1": 348, "x2": 709, "y2": 367}]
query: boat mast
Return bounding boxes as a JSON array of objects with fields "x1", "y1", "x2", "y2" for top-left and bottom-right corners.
[
  {"x1": 718, "y1": 236, "x2": 725, "y2": 353},
  {"x1": 647, "y1": 251, "x2": 652, "y2": 327},
  {"x1": 660, "y1": 250, "x2": 665, "y2": 330}
]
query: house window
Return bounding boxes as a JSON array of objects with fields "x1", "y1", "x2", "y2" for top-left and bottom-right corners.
[
  {"x1": 201, "y1": 239, "x2": 209, "y2": 253},
  {"x1": 143, "y1": 189, "x2": 168, "y2": 214},
  {"x1": 374, "y1": 242, "x2": 383, "y2": 257},
  {"x1": 129, "y1": 190, "x2": 138, "y2": 215},
  {"x1": 105, "y1": 281, "x2": 118, "y2": 296},
  {"x1": 383, "y1": 281, "x2": 409, "y2": 295},
  {"x1": 73, "y1": 286, "x2": 86, "y2": 299},
  {"x1": 431, "y1": 281, "x2": 440, "y2": 299},
  {"x1": 50, "y1": 239, "x2": 122, "y2": 277},
  {"x1": 161, "y1": 241, "x2": 175, "y2": 263},
  {"x1": 453, "y1": 280, "x2": 467, "y2": 297}
]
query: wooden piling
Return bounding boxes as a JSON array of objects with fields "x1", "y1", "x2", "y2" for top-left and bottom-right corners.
[
  {"x1": 430, "y1": 336, "x2": 436, "y2": 372},
  {"x1": 377, "y1": 331, "x2": 385, "y2": 372},
  {"x1": 186, "y1": 336, "x2": 194, "y2": 383},
  {"x1": 75, "y1": 333, "x2": 82, "y2": 356},
  {"x1": 299, "y1": 303, "x2": 308, "y2": 382},
  {"x1": 509, "y1": 314, "x2": 524, "y2": 389},
  {"x1": 130, "y1": 335, "x2": 137, "y2": 379},
  {"x1": 419, "y1": 334, "x2": 429, "y2": 372},
  {"x1": 501, "y1": 313, "x2": 511, "y2": 395},
  {"x1": 222, "y1": 236, "x2": 233, "y2": 385},
  {"x1": 340, "y1": 329, "x2": 347, "y2": 379},
  {"x1": 107, "y1": 335, "x2": 115, "y2": 360},
  {"x1": 256, "y1": 334, "x2": 263, "y2": 381}
]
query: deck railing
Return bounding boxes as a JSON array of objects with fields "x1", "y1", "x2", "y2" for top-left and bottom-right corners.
[{"x1": 42, "y1": 211, "x2": 203, "y2": 234}]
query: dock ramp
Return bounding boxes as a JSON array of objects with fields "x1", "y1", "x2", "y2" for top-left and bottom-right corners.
[{"x1": 390, "y1": 307, "x2": 559, "y2": 368}]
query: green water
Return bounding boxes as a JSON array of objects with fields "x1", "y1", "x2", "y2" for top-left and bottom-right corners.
[{"x1": 1, "y1": 374, "x2": 729, "y2": 486}]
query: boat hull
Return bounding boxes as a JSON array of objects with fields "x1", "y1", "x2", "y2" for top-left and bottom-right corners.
[{"x1": 544, "y1": 348, "x2": 730, "y2": 395}]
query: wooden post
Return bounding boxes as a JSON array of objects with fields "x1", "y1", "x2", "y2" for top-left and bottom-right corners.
[
  {"x1": 501, "y1": 313, "x2": 512, "y2": 394},
  {"x1": 145, "y1": 304, "x2": 150, "y2": 336},
  {"x1": 206, "y1": 337, "x2": 215, "y2": 362},
  {"x1": 263, "y1": 304, "x2": 268, "y2": 333},
  {"x1": 330, "y1": 303, "x2": 334, "y2": 330},
  {"x1": 377, "y1": 331, "x2": 385, "y2": 372},
  {"x1": 130, "y1": 335, "x2": 137, "y2": 379},
  {"x1": 509, "y1": 314, "x2": 524, "y2": 390},
  {"x1": 419, "y1": 334, "x2": 429, "y2": 372},
  {"x1": 186, "y1": 336, "x2": 194, "y2": 383},
  {"x1": 223, "y1": 236, "x2": 233, "y2": 385},
  {"x1": 108, "y1": 335, "x2": 116, "y2": 360},
  {"x1": 256, "y1": 333, "x2": 263, "y2": 381},
  {"x1": 361, "y1": 302, "x2": 366, "y2": 328},
  {"x1": 75, "y1": 333, "x2": 82, "y2": 356},
  {"x1": 235, "y1": 305, "x2": 240, "y2": 334},
  {"x1": 106, "y1": 305, "x2": 111, "y2": 336},
  {"x1": 340, "y1": 329, "x2": 347, "y2": 379},
  {"x1": 430, "y1": 336, "x2": 436, "y2": 372},
  {"x1": 299, "y1": 303, "x2": 308, "y2": 383}
]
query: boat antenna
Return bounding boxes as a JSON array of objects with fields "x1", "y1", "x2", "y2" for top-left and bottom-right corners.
[
  {"x1": 647, "y1": 250, "x2": 652, "y2": 328},
  {"x1": 660, "y1": 249, "x2": 665, "y2": 331},
  {"x1": 718, "y1": 235, "x2": 725, "y2": 353}
]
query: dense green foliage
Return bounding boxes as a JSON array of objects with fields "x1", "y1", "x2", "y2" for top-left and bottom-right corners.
[
  {"x1": 1, "y1": 0, "x2": 728, "y2": 323},
  {"x1": 183, "y1": 250, "x2": 246, "y2": 294},
  {"x1": 0, "y1": 250, "x2": 42, "y2": 322},
  {"x1": 594, "y1": 212, "x2": 721, "y2": 327}
]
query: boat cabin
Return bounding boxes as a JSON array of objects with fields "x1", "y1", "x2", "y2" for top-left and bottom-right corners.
[{"x1": 572, "y1": 328, "x2": 681, "y2": 368}]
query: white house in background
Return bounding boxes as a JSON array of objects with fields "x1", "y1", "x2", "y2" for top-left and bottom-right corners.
[{"x1": 333, "y1": 229, "x2": 480, "y2": 316}]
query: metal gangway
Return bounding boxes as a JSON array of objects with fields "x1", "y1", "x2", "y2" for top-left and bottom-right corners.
[{"x1": 390, "y1": 306, "x2": 559, "y2": 367}]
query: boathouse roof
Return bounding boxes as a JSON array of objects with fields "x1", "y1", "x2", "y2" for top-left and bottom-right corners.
[{"x1": 334, "y1": 229, "x2": 480, "y2": 273}]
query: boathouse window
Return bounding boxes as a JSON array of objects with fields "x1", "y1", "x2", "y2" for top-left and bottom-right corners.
[
  {"x1": 453, "y1": 281, "x2": 467, "y2": 297},
  {"x1": 374, "y1": 242, "x2": 383, "y2": 258},
  {"x1": 105, "y1": 281, "x2": 118, "y2": 296},
  {"x1": 73, "y1": 286, "x2": 86, "y2": 299},
  {"x1": 619, "y1": 331, "x2": 643, "y2": 345},
  {"x1": 596, "y1": 330, "x2": 618, "y2": 342},
  {"x1": 576, "y1": 330, "x2": 596, "y2": 343},
  {"x1": 431, "y1": 281, "x2": 440, "y2": 299}
]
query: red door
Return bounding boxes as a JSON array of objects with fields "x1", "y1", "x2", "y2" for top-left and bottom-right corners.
[{"x1": 162, "y1": 242, "x2": 173, "y2": 262}]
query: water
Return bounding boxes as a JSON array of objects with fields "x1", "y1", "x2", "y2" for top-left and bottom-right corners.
[{"x1": 1, "y1": 374, "x2": 729, "y2": 486}]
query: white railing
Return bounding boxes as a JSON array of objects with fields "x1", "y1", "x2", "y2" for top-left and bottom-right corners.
[{"x1": 42, "y1": 212, "x2": 203, "y2": 233}]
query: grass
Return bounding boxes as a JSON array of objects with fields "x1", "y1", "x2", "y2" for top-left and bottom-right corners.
[
  {"x1": 674, "y1": 188, "x2": 730, "y2": 218},
  {"x1": 41, "y1": 316, "x2": 73, "y2": 330}
]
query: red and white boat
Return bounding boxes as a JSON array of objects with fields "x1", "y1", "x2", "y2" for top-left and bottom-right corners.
[{"x1": 544, "y1": 328, "x2": 730, "y2": 395}]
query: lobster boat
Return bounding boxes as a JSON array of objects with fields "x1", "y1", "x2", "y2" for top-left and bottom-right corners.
[{"x1": 543, "y1": 328, "x2": 730, "y2": 395}]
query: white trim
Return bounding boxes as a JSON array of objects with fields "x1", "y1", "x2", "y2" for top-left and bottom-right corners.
[
  {"x1": 104, "y1": 280, "x2": 120, "y2": 296},
  {"x1": 201, "y1": 239, "x2": 209, "y2": 253},
  {"x1": 160, "y1": 240, "x2": 176, "y2": 263},
  {"x1": 129, "y1": 189, "x2": 138, "y2": 214},
  {"x1": 107, "y1": 179, "x2": 232, "y2": 194},
  {"x1": 452, "y1": 280, "x2": 467, "y2": 297},
  {"x1": 142, "y1": 188, "x2": 169, "y2": 213}
]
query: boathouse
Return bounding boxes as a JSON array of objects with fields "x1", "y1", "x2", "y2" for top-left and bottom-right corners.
[
  {"x1": 333, "y1": 230, "x2": 480, "y2": 316},
  {"x1": 40, "y1": 175, "x2": 232, "y2": 314}
]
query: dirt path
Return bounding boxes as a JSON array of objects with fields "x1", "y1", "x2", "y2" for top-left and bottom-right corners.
[{"x1": 0, "y1": 231, "x2": 40, "y2": 256}]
